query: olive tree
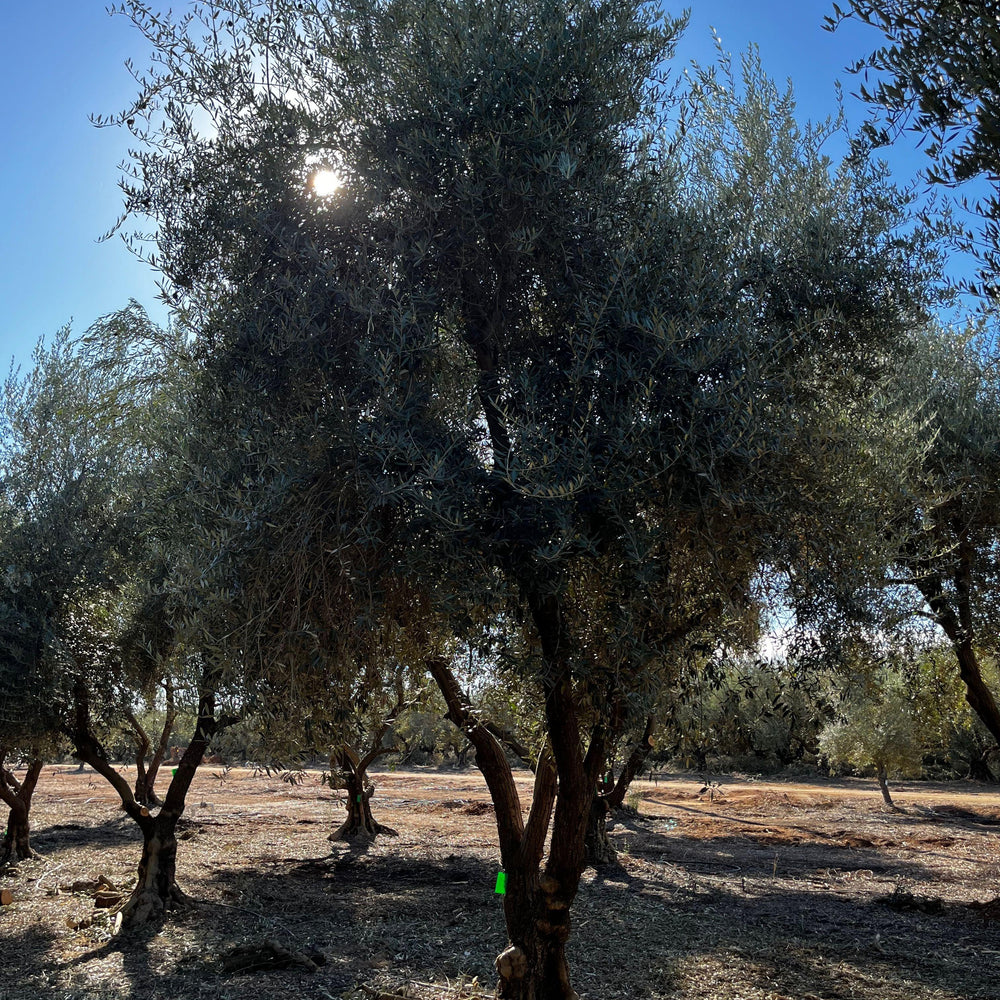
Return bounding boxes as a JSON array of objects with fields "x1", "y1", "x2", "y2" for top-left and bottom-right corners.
[
  {"x1": 0, "y1": 309, "x2": 238, "y2": 926},
  {"x1": 826, "y1": 1, "x2": 1000, "y2": 295},
  {"x1": 819, "y1": 686, "x2": 922, "y2": 808},
  {"x1": 109, "y1": 2, "x2": 934, "y2": 994},
  {"x1": 0, "y1": 322, "x2": 146, "y2": 868},
  {"x1": 872, "y1": 327, "x2": 1000, "y2": 752},
  {"x1": 0, "y1": 753, "x2": 44, "y2": 867}
]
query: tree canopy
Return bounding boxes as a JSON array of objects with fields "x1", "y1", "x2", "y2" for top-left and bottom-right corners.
[
  {"x1": 826, "y1": 1, "x2": 1000, "y2": 295},
  {"x1": 95, "y1": 0, "x2": 945, "y2": 993}
]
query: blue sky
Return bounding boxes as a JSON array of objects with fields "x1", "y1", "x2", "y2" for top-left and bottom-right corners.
[{"x1": 0, "y1": 2, "x2": 922, "y2": 374}]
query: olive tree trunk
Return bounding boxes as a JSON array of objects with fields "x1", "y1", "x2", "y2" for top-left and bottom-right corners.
[
  {"x1": 70, "y1": 680, "x2": 221, "y2": 927},
  {"x1": 327, "y1": 678, "x2": 408, "y2": 844},
  {"x1": 429, "y1": 607, "x2": 606, "y2": 1000},
  {"x1": 583, "y1": 791, "x2": 616, "y2": 868},
  {"x1": 327, "y1": 745, "x2": 398, "y2": 843},
  {"x1": 876, "y1": 763, "x2": 895, "y2": 808},
  {"x1": 0, "y1": 755, "x2": 43, "y2": 866},
  {"x1": 605, "y1": 715, "x2": 656, "y2": 812},
  {"x1": 915, "y1": 550, "x2": 1000, "y2": 749}
]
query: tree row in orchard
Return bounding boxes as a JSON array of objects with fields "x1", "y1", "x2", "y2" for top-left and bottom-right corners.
[{"x1": 4, "y1": 3, "x2": 1000, "y2": 999}]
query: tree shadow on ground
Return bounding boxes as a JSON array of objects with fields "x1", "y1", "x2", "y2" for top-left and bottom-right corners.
[
  {"x1": 0, "y1": 922, "x2": 62, "y2": 997},
  {"x1": 192, "y1": 849, "x2": 505, "y2": 996},
  {"x1": 608, "y1": 811, "x2": 942, "y2": 883},
  {"x1": 903, "y1": 803, "x2": 1000, "y2": 830},
  {"x1": 6, "y1": 830, "x2": 998, "y2": 1000},
  {"x1": 572, "y1": 852, "x2": 1000, "y2": 999},
  {"x1": 32, "y1": 815, "x2": 142, "y2": 853}
]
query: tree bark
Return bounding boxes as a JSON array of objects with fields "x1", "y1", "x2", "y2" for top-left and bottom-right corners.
[
  {"x1": 0, "y1": 756, "x2": 43, "y2": 866},
  {"x1": 125, "y1": 811, "x2": 185, "y2": 924},
  {"x1": 328, "y1": 676, "x2": 407, "y2": 843},
  {"x1": 876, "y1": 763, "x2": 895, "y2": 808},
  {"x1": 430, "y1": 591, "x2": 607, "y2": 1000},
  {"x1": 583, "y1": 792, "x2": 616, "y2": 869},
  {"x1": 583, "y1": 715, "x2": 656, "y2": 868},
  {"x1": 913, "y1": 545, "x2": 1000, "y2": 749},
  {"x1": 327, "y1": 746, "x2": 397, "y2": 842},
  {"x1": 605, "y1": 715, "x2": 656, "y2": 811},
  {"x1": 426, "y1": 653, "x2": 582, "y2": 1000},
  {"x1": 69, "y1": 679, "x2": 219, "y2": 927},
  {"x1": 496, "y1": 869, "x2": 577, "y2": 1000}
]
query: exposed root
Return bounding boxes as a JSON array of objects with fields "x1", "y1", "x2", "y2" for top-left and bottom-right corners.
[
  {"x1": 120, "y1": 882, "x2": 188, "y2": 928},
  {"x1": 328, "y1": 820, "x2": 399, "y2": 843}
]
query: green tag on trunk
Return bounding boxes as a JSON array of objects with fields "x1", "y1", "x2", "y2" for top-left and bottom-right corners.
[
  {"x1": 494, "y1": 871, "x2": 507, "y2": 895},
  {"x1": 171, "y1": 768, "x2": 178, "y2": 777},
  {"x1": 356, "y1": 794, "x2": 363, "y2": 803}
]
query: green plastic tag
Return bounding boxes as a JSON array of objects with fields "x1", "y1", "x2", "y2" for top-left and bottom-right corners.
[
  {"x1": 356, "y1": 794, "x2": 363, "y2": 803},
  {"x1": 494, "y1": 871, "x2": 507, "y2": 895},
  {"x1": 171, "y1": 768, "x2": 178, "y2": 776}
]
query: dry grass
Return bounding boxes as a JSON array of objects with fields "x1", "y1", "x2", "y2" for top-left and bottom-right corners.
[{"x1": 1, "y1": 766, "x2": 999, "y2": 999}]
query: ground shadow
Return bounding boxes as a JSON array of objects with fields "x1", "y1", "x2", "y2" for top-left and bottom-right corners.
[
  {"x1": 33, "y1": 815, "x2": 143, "y2": 853},
  {"x1": 571, "y1": 853, "x2": 1000, "y2": 999}
]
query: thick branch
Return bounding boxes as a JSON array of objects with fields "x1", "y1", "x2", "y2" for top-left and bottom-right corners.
[
  {"x1": 160, "y1": 687, "x2": 217, "y2": 817},
  {"x1": 605, "y1": 715, "x2": 656, "y2": 810},
  {"x1": 426, "y1": 654, "x2": 525, "y2": 859},
  {"x1": 520, "y1": 746, "x2": 556, "y2": 870},
  {"x1": 916, "y1": 570, "x2": 1000, "y2": 747},
  {"x1": 69, "y1": 681, "x2": 150, "y2": 832}
]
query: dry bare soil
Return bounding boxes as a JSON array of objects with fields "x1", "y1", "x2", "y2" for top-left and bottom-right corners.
[{"x1": 2, "y1": 765, "x2": 1000, "y2": 1000}]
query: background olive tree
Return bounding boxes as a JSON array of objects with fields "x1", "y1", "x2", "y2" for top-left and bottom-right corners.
[{"x1": 0, "y1": 307, "x2": 243, "y2": 926}]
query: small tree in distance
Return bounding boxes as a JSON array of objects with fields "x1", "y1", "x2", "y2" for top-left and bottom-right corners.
[{"x1": 819, "y1": 671, "x2": 924, "y2": 809}]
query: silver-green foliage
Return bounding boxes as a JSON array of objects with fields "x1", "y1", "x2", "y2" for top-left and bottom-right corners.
[
  {"x1": 0, "y1": 306, "x2": 185, "y2": 744},
  {"x1": 107, "y1": 1, "x2": 935, "y2": 685}
]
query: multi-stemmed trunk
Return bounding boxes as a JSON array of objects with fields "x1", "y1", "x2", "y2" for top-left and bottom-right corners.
[
  {"x1": 604, "y1": 715, "x2": 656, "y2": 812},
  {"x1": 0, "y1": 754, "x2": 43, "y2": 866},
  {"x1": 429, "y1": 595, "x2": 607, "y2": 1000},
  {"x1": 327, "y1": 678, "x2": 407, "y2": 843},
  {"x1": 70, "y1": 680, "x2": 219, "y2": 927},
  {"x1": 583, "y1": 715, "x2": 657, "y2": 868}
]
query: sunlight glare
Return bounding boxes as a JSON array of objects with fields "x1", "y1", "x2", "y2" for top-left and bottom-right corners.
[{"x1": 311, "y1": 168, "x2": 343, "y2": 197}]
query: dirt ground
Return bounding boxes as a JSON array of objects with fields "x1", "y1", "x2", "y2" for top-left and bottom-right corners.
[{"x1": 1, "y1": 764, "x2": 999, "y2": 1000}]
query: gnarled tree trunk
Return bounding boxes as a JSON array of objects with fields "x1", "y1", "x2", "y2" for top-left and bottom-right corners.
[
  {"x1": 70, "y1": 680, "x2": 221, "y2": 928},
  {"x1": 0, "y1": 755, "x2": 43, "y2": 866},
  {"x1": 327, "y1": 745, "x2": 398, "y2": 842},
  {"x1": 327, "y1": 675, "x2": 408, "y2": 844},
  {"x1": 583, "y1": 716, "x2": 656, "y2": 869},
  {"x1": 496, "y1": 868, "x2": 577, "y2": 1000},
  {"x1": 124, "y1": 810, "x2": 186, "y2": 924},
  {"x1": 429, "y1": 607, "x2": 604, "y2": 1000},
  {"x1": 583, "y1": 789, "x2": 616, "y2": 869}
]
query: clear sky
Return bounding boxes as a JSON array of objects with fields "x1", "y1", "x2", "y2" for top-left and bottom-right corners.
[{"x1": 0, "y1": 2, "x2": 921, "y2": 374}]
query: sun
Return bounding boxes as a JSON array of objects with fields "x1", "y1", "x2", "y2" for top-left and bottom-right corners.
[{"x1": 311, "y1": 168, "x2": 343, "y2": 197}]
